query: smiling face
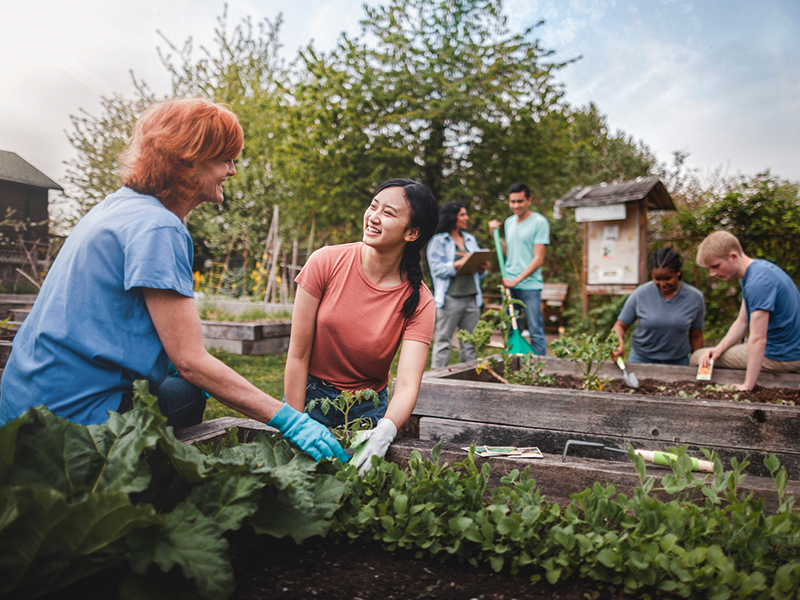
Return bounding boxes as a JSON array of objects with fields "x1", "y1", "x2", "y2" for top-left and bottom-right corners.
[
  {"x1": 455, "y1": 207, "x2": 469, "y2": 231},
  {"x1": 363, "y1": 186, "x2": 419, "y2": 250},
  {"x1": 508, "y1": 191, "x2": 532, "y2": 218},
  {"x1": 651, "y1": 267, "x2": 681, "y2": 299},
  {"x1": 194, "y1": 158, "x2": 236, "y2": 206}
]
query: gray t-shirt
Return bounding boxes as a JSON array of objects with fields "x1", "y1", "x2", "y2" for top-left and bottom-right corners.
[{"x1": 618, "y1": 281, "x2": 705, "y2": 362}]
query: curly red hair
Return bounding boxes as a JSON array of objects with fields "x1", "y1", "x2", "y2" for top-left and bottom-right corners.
[{"x1": 119, "y1": 98, "x2": 243, "y2": 209}]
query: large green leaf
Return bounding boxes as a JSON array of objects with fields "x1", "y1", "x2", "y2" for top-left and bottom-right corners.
[
  {"x1": 0, "y1": 485, "x2": 156, "y2": 598},
  {"x1": 125, "y1": 503, "x2": 233, "y2": 600}
]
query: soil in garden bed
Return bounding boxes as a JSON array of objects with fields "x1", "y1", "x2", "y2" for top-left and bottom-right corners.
[
  {"x1": 228, "y1": 527, "x2": 630, "y2": 600},
  {"x1": 539, "y1": 374, "x2": 800, "y2": 405}
]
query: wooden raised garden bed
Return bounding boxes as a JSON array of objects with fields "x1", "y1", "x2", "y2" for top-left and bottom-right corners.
[
  {"x1": 413, "y1": 355, "x2": 800, "y2": 479},
  {"x1": 176, "y1": 417, "x2": 799, "y2": 514},
  {"x1": 201, "y1": 320, "x2": 291, "y2": 355}
]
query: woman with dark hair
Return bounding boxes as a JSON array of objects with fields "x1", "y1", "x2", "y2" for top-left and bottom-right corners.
[
  {"x1": 426, "y1": 202, "x2": 489, "y2": 369},
  {"x1": 284, "y1": 178, "x2": 439, "y2": 473},
  {"x1": 611, "y1": 247, "x2": 705, "y2": 365},
  {"x1": 0, "y1": 98, "x2": 348, "y2": 463}
]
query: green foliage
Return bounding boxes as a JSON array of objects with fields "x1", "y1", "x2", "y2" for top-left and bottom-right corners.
[
  {"x1": 550, "y1": 332, "x2": 618, "y2": 390},
  {"x1": 0, "y1": 380, "x2": 347, "y2": 599},
  {"x1": 505, "y1": 353, "x2": 555, "y2": 387},
  {"x1": 61, "y1": 87, "x2": 156, "y2": 228},
  {"x1": 196, "y1": 304, "x2": 291, "y2": 323},
  {"x1": 332, "y1": 444, "x2": 800, "y2": 598},
  {"x1": 305, "y1": 389, "x2": 381, "y2": 447},
  {"x1": 561, "y1": 294, "x2": 627, "y2": 338}
]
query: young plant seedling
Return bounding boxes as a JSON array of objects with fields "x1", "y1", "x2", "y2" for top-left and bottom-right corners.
[
  {"x1": 306, "y1": 389, "x2": 380, "y2": 447},
  {"x1": 550, "y1": 331, "x2": 619, "y2": 391}
]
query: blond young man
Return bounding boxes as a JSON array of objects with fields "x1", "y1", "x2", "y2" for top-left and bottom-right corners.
[{"x1": 690, "y1": 231, "x2": 800, "y2": 390}]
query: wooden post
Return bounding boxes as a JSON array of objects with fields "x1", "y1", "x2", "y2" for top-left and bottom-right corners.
[
  {"x1": 290, "y1": 239, "x2": 299, "y2": 301},
  {"x1": 306, "y1": 219, "x2": 315, "y2": 258},
  {"x1": 581, "y1": 222, "x2": 589, "y2": 319}
]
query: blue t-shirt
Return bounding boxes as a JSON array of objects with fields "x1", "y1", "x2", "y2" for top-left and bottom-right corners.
[
  {"x1": 741, "y1": 259, "x2": 800, "y2": 362},
  {"x1": 0, "y1": 187, "x2": 194, "y2": 426},
  {"x1": 618, "y1": 281, "x2": 705, "y2": 362},
  {"x1": 504, "y1": 212, "x2": 549, "y2": 290}
]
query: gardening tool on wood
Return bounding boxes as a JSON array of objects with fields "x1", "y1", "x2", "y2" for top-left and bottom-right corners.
[
  {"x1": 615, "y1": 356, "x2": 640, "y2": 388},
  {"x1": 492, "y1": 228, "x2": 536, "y2": 356},
  {"x1": 561, "y1": 439, "x2": 713, "y2": 472}
]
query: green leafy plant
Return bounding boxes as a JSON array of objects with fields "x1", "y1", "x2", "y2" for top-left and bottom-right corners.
[
  {"x1": 506, "y1": 353, "x2": 555, "y2": 387},
  {"x1": 550, "y1": 332, "x2": 619, "y2": 390},
  {"x1": 0, "y1": 381, "x2": 347, "y2": 600},
  {"x1": 305, "y1": 388, "x2": 380, "y2": 447}
]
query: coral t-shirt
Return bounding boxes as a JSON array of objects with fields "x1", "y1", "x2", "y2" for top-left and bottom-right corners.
[{"x1": 296, "y1": 242, "x2": 434, "y2": 391}]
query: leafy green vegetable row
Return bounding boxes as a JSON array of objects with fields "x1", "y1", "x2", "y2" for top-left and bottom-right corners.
[
  {"x1": 332, "y1": 443, "x2": 800, "y2": 599},
  {"x1": 2, "y1": 381, "x2": 800, "y2": 599}
]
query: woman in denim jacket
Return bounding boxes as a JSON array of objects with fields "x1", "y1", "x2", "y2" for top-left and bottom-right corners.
[{"x1": 426, "y1": 202, "x2": 490, "y2": 369}]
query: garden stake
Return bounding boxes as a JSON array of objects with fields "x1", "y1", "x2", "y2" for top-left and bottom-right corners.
[
  {"x1": 562, "y1": 439, "x2": 713, "y2": 472},
  {"x1": 492, "y1": 228, "x2": 536, "y2": 356},
  {"x1": 616, "y1": 356, "x2": 640, "y2": 388}
]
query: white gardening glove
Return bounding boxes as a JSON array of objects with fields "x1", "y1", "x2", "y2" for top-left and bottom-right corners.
[{"x1": 353, "y1": 418, "x2": 397, "y2": 475}]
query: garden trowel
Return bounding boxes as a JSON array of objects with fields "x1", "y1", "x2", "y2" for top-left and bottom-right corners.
[
  {"x1": 616, "y1": 356, "x2": 639, "y2": 388},
  {"x1": 561, "y1": 439, "x2": 713, "y2": 472}
]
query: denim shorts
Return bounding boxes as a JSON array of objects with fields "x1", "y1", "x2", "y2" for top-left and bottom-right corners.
[{"x1": 304, "y1": 374, "x2": 388, "y2": 428}]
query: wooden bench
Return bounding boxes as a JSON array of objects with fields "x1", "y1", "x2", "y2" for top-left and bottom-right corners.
[{"x1": 541, "y1": 282, "x2": 569, "y2": 332}]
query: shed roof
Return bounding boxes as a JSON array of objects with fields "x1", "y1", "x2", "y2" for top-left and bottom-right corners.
[
  {"x1": 555, "y1": 177, "x2": 674, "y2": 211},
  {"x1": 0, "y1": 151, "x2": 63, "y2": 191}
]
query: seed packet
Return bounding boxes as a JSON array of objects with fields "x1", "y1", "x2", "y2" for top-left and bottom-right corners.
[{"x1": 696, "y1": 359, "x2": 714, "y2": 381}]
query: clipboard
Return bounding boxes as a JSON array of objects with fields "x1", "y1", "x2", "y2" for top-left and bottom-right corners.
[{"x1": 456, "y1": 249, "x2": 493, "y2": 275}]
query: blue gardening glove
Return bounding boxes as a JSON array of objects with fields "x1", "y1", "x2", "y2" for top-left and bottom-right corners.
[
  {"x1": 267, "y1": 404, "x2": 350, "y2": 462},
  {"x1": 353, "y1": 418, "x2": 397, "y2": 475}
]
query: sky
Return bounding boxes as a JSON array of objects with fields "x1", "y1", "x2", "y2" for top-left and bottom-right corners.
[{"x1": 3, "y1": 0, "x2": 799, "y2": 200}]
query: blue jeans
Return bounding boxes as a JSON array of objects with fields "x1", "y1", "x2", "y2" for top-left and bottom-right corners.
[
  {"x1": 509, "y1": 288, "x2": 547, "y2": 356},
  {"x1": 153, "y1": 375, "x2": 207, "y2": 429},
  {"x1": 118, "y1": 375, "x2": 206, "y2": 429},
  {"x1": 628, "y1": 348, "x2": 690, "y2": 366},
  {"x1": 304, "y1": 375, "x2": 388, "y2": 428}
]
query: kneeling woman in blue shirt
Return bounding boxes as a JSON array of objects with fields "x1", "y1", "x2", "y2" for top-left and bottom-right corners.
[
  {"x1": 0, "y1": 99, "x2": 347, "y2": 463},
  {"x1": 611, "y1": 248, "x2": 705, "y2": 366}
]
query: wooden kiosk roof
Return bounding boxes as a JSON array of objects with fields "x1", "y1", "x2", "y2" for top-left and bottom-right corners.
[{"x1": 555, "y1": 177, "x2": 675, "y2": 211}]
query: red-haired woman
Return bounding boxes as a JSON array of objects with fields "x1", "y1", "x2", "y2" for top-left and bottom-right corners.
[{"x1": 0, "y1": 98, "x2": 347, "y2": 463}]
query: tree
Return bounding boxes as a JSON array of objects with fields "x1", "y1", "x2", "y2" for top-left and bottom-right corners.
[
  {"x1": 61, "y1": 83, "x2": 156, "y2": 229},
  {"x1": 156, "y1": 9, "x2": 292, "y2": 275},
  {"x1": 279, "y1": 0, "x2": 570, "y2": 241}
]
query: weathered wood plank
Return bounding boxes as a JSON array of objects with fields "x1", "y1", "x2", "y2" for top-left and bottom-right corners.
[
  {"x1": 200, "y1": 321, "x2": 289, "y2": 341},
  {"x1": 175, "y1": 417, "x2": 274, "y2": 444},
  {"x1": 0, "y1": 294, "x2": 38, "y2": 303},
  {"x1": 430, "y1": 355, "x2": 800, "y2": 390},
  {"x1": 414, "y1": 378, "x2": 800, "y2": 454},
  {"x1": 418, "y1": 417, "x2": 799, "y2": 479},
  {"x1": 202, "y1": 335, "x2": 290, "y2": 355}
]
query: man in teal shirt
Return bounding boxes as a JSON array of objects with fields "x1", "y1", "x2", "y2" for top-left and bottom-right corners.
[{"x1": 489, "y1": 182, "x2": 550, "y2": 355}]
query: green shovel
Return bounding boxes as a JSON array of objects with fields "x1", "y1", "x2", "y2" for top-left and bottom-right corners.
[{"x1": 493, "y1": 228, "x2": 535, "y2": 356}]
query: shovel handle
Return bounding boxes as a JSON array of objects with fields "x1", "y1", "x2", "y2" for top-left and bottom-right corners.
[
  {"x1": 492, "y1": 229, "x2": 508, "y2": 280},
  {"x1": 635, "y1": 450, "x2": 714, "y2": 473},
  {"x1": 502, "y1": 286, "x2": 520, "y2": 330}
]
